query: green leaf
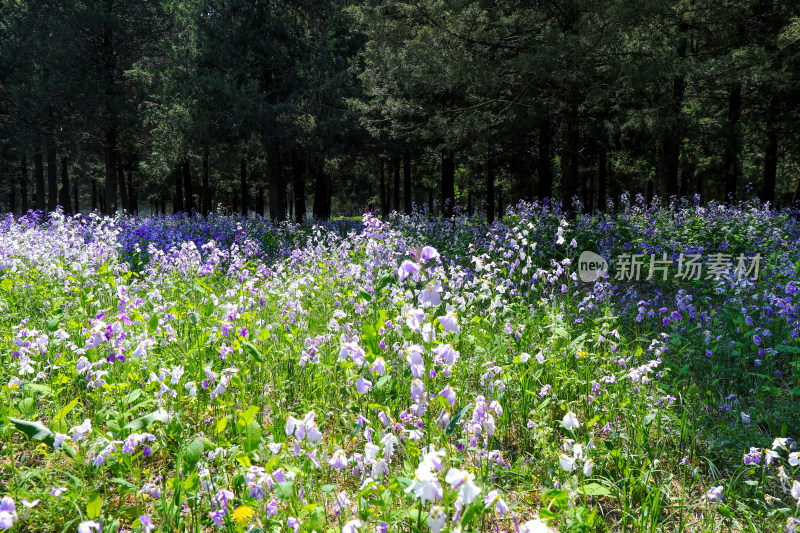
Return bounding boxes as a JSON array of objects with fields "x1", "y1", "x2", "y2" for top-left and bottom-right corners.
[
  {"x1": 321, "y1": 484, "x2": 337, "y2": 494},
  {"x1": 446, "y1": 405, "x2": 469, "y2": 435},
  {"x1": 182, "y1": 472, "x2": 200, "y2": 493},
  {"x1": 184, "y1": 439, "x2": 204, "y2": 468},
  {"x1": 53, "y1": 399, "x2": 79, "y2": 424},
  {"x1": 242, "y1": 421, "x2": 262, "y2": 453},
  {"x1": 8, "y1": 417, "x2": 54, "y2": 445},
  {"x1": 0, "y1": 277, "x2": 13, "y2": 292},
  {"x1": 124, "y1": 408, "x2": 170, "y2": 431},
  {"x1": 110, "y1": 478, "x2": 136, "y2": 490},
  {"x1": 306, "y1": 506, "x2": 325, "y2": 532},
  {"x1": 238, "y1": 405, "x2": 260, "y2": 426},
  {"x1": 46, "y1": 315, "x2": 61, "y2": 332},
  {"x1": 276, "y1": 481, "x2": 294, "y2": 502},
  {"x1": 461, "y1": 503, "x2": 479, "y2": 527},
  {"x1": 375, "y1": 274, "x2": 393, "y2": 293},
  {"x1": 575, "y1": 483, "x2": 612, "y2": 497},
  {"x1": 242, "y1": 341, "x2": 264, "y2": 363},
  {"x1": 86, "y1": 492, "x2": 102, "y2": 520}
]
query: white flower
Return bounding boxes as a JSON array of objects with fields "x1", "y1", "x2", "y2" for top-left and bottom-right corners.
[
  {"x1": 342, "y1": 519, "x2": 362, "y2": 533},
  {"x1": 562, "y1": 411, "x2": 580, "y2": 431},
  {"x1": 445, "y1": 468, "x2": 482, "y2": 506},
  {"x1": 483, "y1": 490, "x2": 509, "y2": 515},
  {"x1": 519, "y1": 517, "x2": 548, "y2": 533},
  {"x1": 792, "y1": 480, "x2": 800, "y2": 505},
  {"x1": 740, "y1": 412, "x2": 750, "y2": 423},
  {"x1": 702, "y1": 486, "x2": 724, "y2": 503},
  {"x1": 583, "y1": 459, "x2": 594, "y2": 477},
  {"x1": 69, "y1": 419, "x2": 92, "y2": 442},
  {"x1": 404, "y1": 464, "x2": 442, "y2": 504},
  {"x1": 559, "y1": 454, "x2": 575, "y2": 472},
  {"x1": 380, "y1": 433, "x2": 399, "y2": 459},
  {"x1": 772, "y1": 437, "x2": 789, "y2": 451},
  {"x1": 789, "y1": 452, "x2": 799, "y2": 466},
  {"x1": 427, "y1": 506, "x2": 446, "y2": 533},
  {"x1": 78, "y1": 521, "x2": 101, "y2": 533}
]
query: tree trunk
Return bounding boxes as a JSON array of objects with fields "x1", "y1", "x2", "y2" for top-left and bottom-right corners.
[
  {"x1": 723, "y1": 82, "x2": 742, "y2": 202},
  {"x1": 403, "y1": 153, "x2": 412, "y2": 214},
  {"x1": 560, "y1": 106, "x2": 580, "y2": 215},
  {"x1": 497, "y1": 188, "x2": 504, "y2": 220},
  {"x1": 20, "y1": 156, "x2": 29, "y2": 213},
  {"x1": 379, "y1": 157, "x2": 387, "y2": 217},
  {"x1": 73, "y1": 181, "x2": 79, "y2": 213},
  {"x1": 118, "y1": 154, "x2": 129, "y2": 212},
  {"x1": 267, "y1": 137, "x2": 284, "y2": 221},
  {"x1": 130, "y1": 174, "x2": 137, "y2": 214},
  {"x1": 585, "y1": 166, "x2": 595, "y2": 214},
  {"x1": 486, "y1": 148, "x2": 495, "y2": 224},
  {"x1": 59, "y1": 156, "x2": 71, "y2": 214},
  {"x1": 538, "y1": 120, "x2": 553, "y2": 201},
  {"x1": 663, "y1": 24, "x2": 687, "y2": 201},
  {"x1": 763, "y1": 127, "x2": 778, "y2": 206},
  {"x1": 202, "y1": 144, "x2": 211, "y2": 214},
  {"x1": 240, "y1": 158, "x2": 248, "y2": 217},
  {"x1": 467, "y1": 191, "x2": 472, "y2": 216},
  {"x1": 392, "y1": 155, "x2": 401, "y2": 212},
  {"x1": 34, "y1": 146, "x2": 45, "y2": 211},
  {"x1": 441, "y1": 151, "x2": 455, "y2": 218},
  {"x1": 292, "y1": 149, "x2": 306, "y2": 224},
  {"x1": 8, "y1": 164, "x2": 16, "y2": 216},
  {"x1": 47, "y1": 140, "x2": 57, "y2": 211},
  {"x1": 313, "y1": 159, "x2": 329, "y2": 219},
  {"x1": 646, "y1": 179, "x2": 654, "y2": 207},
  {"x1": 104, "y1": 130, "x2": 118, "y2": 214},
  {"x1": 256, "y1": 187, "x2": 264, "y2": 217},
  {"x1": 428, "y1": 189, "x2": 434, "y2": 215},
  {"x1": 91, "y1": 178, "x2": 98, "y2": 211},
  {"x1": 598, "y1": 142, "x2": 607, "y2": 212},
  {"x1": 181, "y1": 158, "x2": 193, "y2": 213},
  {"x1": 232, "y1": 190, "x2": 238, "y2": 214},
  {"x1": 173, "y1": 165, "x2": 182, "y2": 214}
]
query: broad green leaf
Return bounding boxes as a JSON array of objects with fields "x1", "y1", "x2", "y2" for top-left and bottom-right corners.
[
  {"x1": 184, "y1": 439, "x2": 204, "y2": 468},
  {"x1": 124, "y1": 408, "x2": 170, "y2": 431},
  {"x1": 242, "y1": 420, "x2": 262, "y2": 453},
  {"x1": 53, "y1": 398, "x2": 79, "y2": 424},
  {"x1": 86, "y1": 493, "x2": 102, "y2": 520},
  {"x1": 575, "y1": 483, "x2": 612, "y2": 497},
  {"x1": 242, "y1": 341, "x2": 264, "y2": 363}
]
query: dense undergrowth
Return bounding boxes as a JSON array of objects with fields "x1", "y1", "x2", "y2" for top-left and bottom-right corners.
[{"x1": 1, "y1": 197, "x2": 799, "y2": 533}]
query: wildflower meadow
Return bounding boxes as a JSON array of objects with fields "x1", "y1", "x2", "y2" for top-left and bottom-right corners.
[{"x1": 1, "y1": 198, "x2": 800, "y2": 533}]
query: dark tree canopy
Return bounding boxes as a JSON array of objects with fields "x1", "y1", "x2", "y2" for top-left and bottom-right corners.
[{"x1": 1, "y1": 0, "x2": 799, "y2": 218}]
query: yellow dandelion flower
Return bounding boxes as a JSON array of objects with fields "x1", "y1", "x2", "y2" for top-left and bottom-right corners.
[{"x1": 232, "y1": 505, "x2": 254, "y2": 524}]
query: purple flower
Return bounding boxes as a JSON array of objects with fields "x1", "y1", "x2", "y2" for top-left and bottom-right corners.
[
  {"x1": 420, "y1": 246, "x2": 440, "y2": 263},
  {"x1": 355, "y1": 377, "x2": 372, "y2": 395},
  {"x1": 439, "y1": 385, "x2": 457, "y2": 406},
  {"x1": 209, "y1": 509, "x2": 225, "y2": 527},
  {"x1": 397, "y1": 260, "x2": 419, "y2": 281},
  {"x1": 139, "y1": 514, "x2": 155, "y2": 533}
]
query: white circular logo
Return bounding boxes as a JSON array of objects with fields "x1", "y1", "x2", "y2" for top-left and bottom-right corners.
[{"x1": 578, "y1": 251, "x2": 608, "y2": 282}]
